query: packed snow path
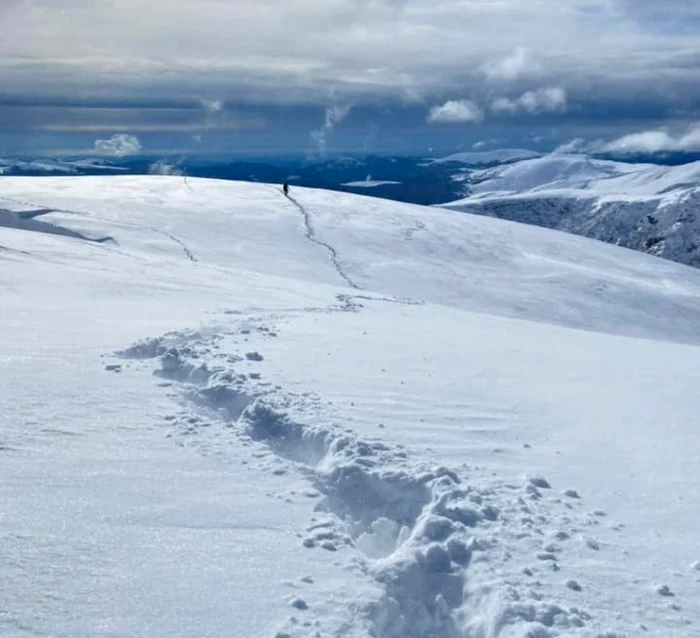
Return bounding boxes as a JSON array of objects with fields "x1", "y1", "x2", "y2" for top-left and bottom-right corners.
[
  {"x1": 285, "y1": 190, "x2": 360, "y2": 290},
  {"x1": 2, "y1": 176, "x2": 700, "y2": 638}
]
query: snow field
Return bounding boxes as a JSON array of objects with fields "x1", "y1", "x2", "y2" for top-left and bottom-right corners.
[{"x1": 2, "y1": 176, "x2": 700, "y2": 637}]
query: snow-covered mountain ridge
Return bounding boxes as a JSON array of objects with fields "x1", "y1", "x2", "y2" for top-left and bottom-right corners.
[
  {"x1": 2, "y1": 176, "x2": 699, "y2": 638},
  {"x1": 442, "y1": 154, "x2": 700, "y2": 268},
  {"x1": 432, "y1": 149, "x2": 543, "y2": 166},
  {"x1": 0, "y1": 157, "x2": 128, "y2": 175}
]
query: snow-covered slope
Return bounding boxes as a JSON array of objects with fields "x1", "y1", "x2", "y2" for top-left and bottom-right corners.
[
  {"x1": 442, "y1": 154, "x2": 700, "y2": 268},
  {"x1": 432, "y1": 149, "x2": 542, "y2": 166},
  {"x1": 0, "y1": 157, "x2": 128, "y2": 175},
  {"x1": 2, "y1": 176, "x2": 700, "y2": 638}
]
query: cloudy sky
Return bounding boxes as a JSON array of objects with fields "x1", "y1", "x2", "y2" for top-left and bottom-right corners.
[{"x1": 1, "y1": 0, "x2": 699, "y2": 157}]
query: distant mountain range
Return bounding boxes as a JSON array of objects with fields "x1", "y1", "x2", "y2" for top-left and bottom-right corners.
[
  {"x1": 441, "y1": 154, "x2": 700, "y2": 268},
  {"x1": 431, "y1": 148, "x2": 542, "y2": 166},
  {"x1": 0, "y1": 158, "x2": 128, "y2": 175}
]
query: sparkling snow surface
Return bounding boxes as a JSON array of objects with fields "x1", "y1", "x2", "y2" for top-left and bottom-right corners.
[{"x1": 1, "y1": 176, "x2": 699, "y2": 638}]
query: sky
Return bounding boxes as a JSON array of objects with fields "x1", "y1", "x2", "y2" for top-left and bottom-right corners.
[{"x1": 1, "y1": 0, "x2": 700, "y2": 158}]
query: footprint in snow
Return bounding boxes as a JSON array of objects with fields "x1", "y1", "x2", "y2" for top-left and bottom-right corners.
[
  {"x1": 528, "y1": 476, "x2": 551, "y2": 489},
  {"x1": 656, "y1": 584, "x2": 675, "y2": 597},
  {"x1": 291, "y1": 598, "x2": 308, "y2": 610}
]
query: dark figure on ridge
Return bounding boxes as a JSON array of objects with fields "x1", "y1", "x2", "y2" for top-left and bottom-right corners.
[{"x1": 283, "y1": 182, "x2": 289, "y2": 196}]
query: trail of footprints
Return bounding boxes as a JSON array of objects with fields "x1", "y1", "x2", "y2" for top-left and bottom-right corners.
[{"x1": 110, "y1": 307, "x2": 697, "y2": 638}]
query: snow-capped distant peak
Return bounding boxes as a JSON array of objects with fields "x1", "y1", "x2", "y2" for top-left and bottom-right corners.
[
  {"x1": 442, "y1": 153, "x2": 700, "y2": 268},
  {"x1": 432, "y1": 148, "x2": 542, "y2": 166},
  {"x1": 0, "y1": 157, "x2": 128, "y2": 174}
]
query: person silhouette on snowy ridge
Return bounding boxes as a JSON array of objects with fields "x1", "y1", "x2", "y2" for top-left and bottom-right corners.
[{"x1": 283, "y1": 182, "x2": 289, "y2": 196}]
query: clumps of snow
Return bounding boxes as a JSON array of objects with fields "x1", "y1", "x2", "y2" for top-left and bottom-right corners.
[
  {"x1": 465, "y1": 596, "x2": 591, "y2": 637},
  {"x1": 241, "y1": 399, "x2": 483, "y2": 637},
  {"x1": 117, "y1": 330, "x2": 205, "y2": 360},
  {"x1": 446, "y1": 537, "x2": 471, "y2": 566},
  {"x1": 528, "y1": 476, "x2": 552, "y2": 489},
  {"x1": 584, "y1": 537, "x2": 601, "y2": 551},
  {"x1": 563, "y1": 489, "x2": 581, "y2": 499},
  {"x1": 245, "y1": 351, "x2": 264, "y2": 361},
  {"x1": 356, "y1": 518, "x2": 406, "y2": 558},
  {"x1": 656, "y1": 584, "x2": 675, "y2": 597},
  {"x1": 565, "y1": 579, "x2": 582, "y2": 592},
  {"x1": 118, "y1": 323, "x2": 637, "y2": 638},
  {"x1": 537, "y1": 552, "x2": 558, "y2": 562}
]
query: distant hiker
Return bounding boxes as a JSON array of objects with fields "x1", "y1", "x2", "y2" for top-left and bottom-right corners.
[{"x1": 283, "y1": 182, "x2": 289, "y2": 196}]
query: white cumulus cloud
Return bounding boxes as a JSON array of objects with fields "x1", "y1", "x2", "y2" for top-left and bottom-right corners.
[
  {"x1": 93, "y1": 133, "x2": 142, "y2": 157},
  {"x1": 554, "y1": 138, "x2": 587, "y2": 153},
  {"x1": 491, "y1": 87, "x2": 567, "y2": 115},
  {"x1": 428, "y1": 100, "x2": 483, "y2": 124},
  {"x1": 310, "y1": 105, "x2": 353, "y2": 155},
  {"x1": 200, "y1": 99, "x2": 224, "y2": 114},
  {"x1": 148, "y1": 160, "x2": 184, "y2": 176},
  {"x1": 603, "y1": 125, "x2": 700, "y2": 154},
  {"x1": 520, "y1": 87, "x2": 567, "y2": 113},
  {"x1": 0, "y1": 0, "x2": 699, "y2": 118},
  {"x1": 481, "y1": 47, "x2": 537, "y2": 82}
]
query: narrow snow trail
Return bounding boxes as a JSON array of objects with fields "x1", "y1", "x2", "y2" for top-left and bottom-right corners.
[{"x1": 286, "y1": 193, "x2": 360, "y2": 289}]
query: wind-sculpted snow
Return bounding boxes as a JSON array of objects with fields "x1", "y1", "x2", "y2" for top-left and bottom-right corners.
[
  {"x1": 286, "y1": 192, "x2": 360, "y2": 289},
  {"x1": 0, "y1": 205, "x2": 115, "y2": 244}
]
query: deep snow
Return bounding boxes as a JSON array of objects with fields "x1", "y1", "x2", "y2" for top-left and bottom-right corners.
[{"x1": 1, "y1": 176, "x2": 699, "y2": 638}]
